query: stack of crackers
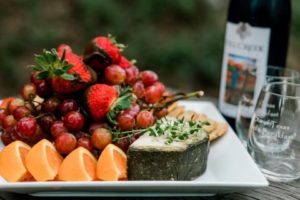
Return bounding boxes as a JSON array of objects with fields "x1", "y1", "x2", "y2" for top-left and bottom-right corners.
[{"x1": 167, "y1": 103, "x2": 228, "y2": 141}]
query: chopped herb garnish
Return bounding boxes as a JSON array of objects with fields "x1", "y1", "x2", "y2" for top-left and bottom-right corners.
[{"x1": 111, "y1": 117, "x2": 208, "y2": 144}]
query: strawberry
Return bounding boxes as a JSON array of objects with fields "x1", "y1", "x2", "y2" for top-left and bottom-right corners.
[
  {"x1": 83, "y1": 35, "x2": 125, "y2": 71},
  {"x1": 118, "y1": 56, "x2": 132, "y2": 69},
  {"x1": 31, "y1": 47, "x2": 96, "y2": 94},
  {"x1": 85, "y1": 84, "x2": 132, "y2": 122}
]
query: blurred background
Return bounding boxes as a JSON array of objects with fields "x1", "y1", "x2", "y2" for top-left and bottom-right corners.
[{"x1": 0, "y1": 0, "x2": 299, "y2": 98}]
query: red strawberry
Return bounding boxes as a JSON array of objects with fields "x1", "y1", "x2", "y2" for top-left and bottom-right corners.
[
  {"x1": 83, "y1": 35, "x2": 125, "y2": 71},
  {"x1": 118, "y1": 56, "x2": 132, "y2": 69},
  {"x1": 85, "y1": 84, "x2": 132, "y2": 123},
  {"x1": 31, "y1": 47, "x2": 96, "y2": 94}
]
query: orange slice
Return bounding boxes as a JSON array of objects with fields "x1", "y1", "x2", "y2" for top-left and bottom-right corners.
[
  {"x1": 25, "y1": 139, "x2": 63, "y2": 181},
  {"x1": 0, "y1": 140, "x2": 32, "y2": 182},
  {"x1": 0, "y1": 97, "x2": 15, "y2": 110},
  {"x1": 97, "y1": 144, "x2": 127, "y2": 181},
  {"x1": 58, "y1": 147, "x2": 97, "y2": 181}
]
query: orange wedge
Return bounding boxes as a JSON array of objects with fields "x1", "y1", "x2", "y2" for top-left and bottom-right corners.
[
  {"x1": 0, "y1": 97, "x2": 15, "y2": 110},
  {"x1": 0, "y1": 140, "x2": 32, "y2": 182},
  {"x1": 97, "y1": 144, "x2": 127, "y2": 181},
  {"x1": 25, "y1": 139, "x2": 63, "y2": 181},
  {"x1": 58, "y1": 147, "x2": 97, "y2": 181}
]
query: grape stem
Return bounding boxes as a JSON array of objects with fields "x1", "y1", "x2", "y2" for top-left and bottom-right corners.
[{"x1": 139, "y1": 90, "x2": 204, "y2": 110}]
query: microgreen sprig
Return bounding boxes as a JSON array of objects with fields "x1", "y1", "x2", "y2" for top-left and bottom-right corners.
[{"x1": 111, "y1": 118, "x2": 210, "y2": 144}]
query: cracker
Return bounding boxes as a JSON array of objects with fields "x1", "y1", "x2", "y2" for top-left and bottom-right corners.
[
  {"x1": 167, "y1": 107, "x2": 228, "y2": 141},
  {"x1": 168, "y1": 106, "x2": 185, "y2": 118},
  {"x1": 203, "y1": 119, "x2": 217, "y2": 133},
  {"x1": 167, "y1": 102, "x2": 179, "y2": 113},
  {"x1": 209, "y1": 122, "x2": 228, "y2": 141},
  {"x1": 177, "y1": 111, "x2": 196, "y2": 120}
]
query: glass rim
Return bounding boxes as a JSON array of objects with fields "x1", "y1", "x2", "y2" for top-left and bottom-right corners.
[
  {"x1": 262, "y1": 81, "x2": 300, "y2": 99},
  {"x1": 249, "y1": 66, "x2": 300, "y2": 80}
]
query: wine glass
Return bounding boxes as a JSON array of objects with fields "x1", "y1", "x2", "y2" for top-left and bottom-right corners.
[
  {"x1": 236, "y1": 66, "x2": 299, "y2": 147},
  {"x1": 247, "y1": 82, "x2": 300, "y2": 182}
]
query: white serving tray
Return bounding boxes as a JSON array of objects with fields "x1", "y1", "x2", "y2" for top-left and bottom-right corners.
[{"x1": 0, "y1": 101, "x2": 268, "y2": 196}]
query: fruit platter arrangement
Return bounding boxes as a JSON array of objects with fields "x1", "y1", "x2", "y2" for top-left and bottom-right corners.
[{"x1": 0, "y1": 35, "x2": 228, "y2": 182}]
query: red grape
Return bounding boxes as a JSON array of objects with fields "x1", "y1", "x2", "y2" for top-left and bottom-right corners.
[
  {"x1": 13, "y1": 106, "x2": 31, "y2": 120},
  {"x1": 59, "y1": 99, "x2": 79, "y2": 115},
  {"x1": 42, "y1": 97, "x2": 60, "y2": 114},
  {"x1": 21, "y1": 83, "x2": 36, "y2": 101},
  {"x1": 1, "y1": 130, "x2": 13, "y2": 145},
  {"x1": 88, "y1": 122, "x2": 108, "y2": 134},
  {"x1": 2, "y1": 115, "x2": 17, "y2": 130},
  {"x1": 140, "y1": 70, "x2": 158, "y2": 86},
  {"x1": 153, "y1": 82, "x2": 165, "y2": 93},
  {"x1": 133, "y1": 81, "x2": 145, "y2": 99},
  {"x1": 77, "y1": 137, "x2": 93, "y2": 152},
  {"x1": 39, "y1": 115, "x2": 56, "y2": 134},
  {"x1": 55, "y1": 132, "x2": 77, "y2": 154},
  {"x1": 123, "y1": 104, "x2": 140, "y2": 117},
  {"x1": 50, "y1": 121, "x2": 67, "y2": 138},
  {"x1": 36, "y1": 80, "x2": 52, "y2": 98},
  {"x1": 63, "y1": 111, "x2": 85, "y2": 132},
  {"x1": 8, "y1": 98, "x2": 24, "y2": 114},
  {"x1": 145, "y1": 82, "x2": 165, "y2": 104},
  {"x1": 91, "y1": 128, "x2": 112, "y2": 150},
  {"x1": 16, "y1": 117, "x2": 37, "y2": 138},
  {"x1": 30, "y1": 125, "x2": 46, "y2": 145},
  {"x1": 125, "y1": 66, "x2": 139, "y2": 85},
  {"x1": 117, "y1": 113, "x2": 135, "y2": 131},
  {"x1": 7, "y1": 126, "x2": 22, "y2": 141},
  {"x1": 0, "y1": 109, "x2": 7, "y2": 125},
  {"x1": 104, "y1": 64, "x2": 126, "y2": 84},
  {"x1": 136, "y1": 110, "x2": 155, "y2": 128},
  {"x1": 114, "y1": 138, "x2": 130, "y2": 153}
]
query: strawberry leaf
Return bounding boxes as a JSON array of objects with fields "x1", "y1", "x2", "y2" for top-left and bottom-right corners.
[
  {"x1": 53, "y1": 69, "x2": 65, "y2": 76},
  {"x1": 62, "y1": 64, "x2": 73, "y2": 71},
  {"x1": 60, "y1": 73, "x2": 76, "y2": 81},
  {"x1": 29, "y1": 65, "x2": 43, "y2": 71},
  {"x1": 29, "y1": 48, "x2": 76, "y2": 81},
  {"x1": 36, "y1": 71, "x2": 50, "y2": 80},
  {"x1": 107, "y1": 87, "x2": 132, "y2": 124}
]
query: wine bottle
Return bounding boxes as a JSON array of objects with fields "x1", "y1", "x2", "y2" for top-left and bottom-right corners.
[{"x1": 218, "y1": 0, "x2": 291, "y2": 127}]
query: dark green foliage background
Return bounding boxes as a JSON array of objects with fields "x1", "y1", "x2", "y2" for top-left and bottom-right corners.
[{"x1": 0, "y1": 0, "x2": 299, "y2": 98}]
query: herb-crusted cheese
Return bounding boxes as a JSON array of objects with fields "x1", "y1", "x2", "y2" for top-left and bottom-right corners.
[
  {"x1": 127, "y1": 118, "x2": 209, "y2": 180},
  {"x1": 130, "y1": 128, "x2": 207, "y2": 152}
]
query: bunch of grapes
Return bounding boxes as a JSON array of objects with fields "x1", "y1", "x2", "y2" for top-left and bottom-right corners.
[{"x1": 0, "y1": 68, "x2": 168, "y2": 155}]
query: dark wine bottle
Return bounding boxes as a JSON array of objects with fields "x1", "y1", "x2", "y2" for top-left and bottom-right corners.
[{"x1": 218, "y1": 0, "x2": 291, "y2": 128}]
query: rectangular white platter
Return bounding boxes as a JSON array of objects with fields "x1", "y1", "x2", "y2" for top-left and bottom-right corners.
[{"x1": 0, "y1": 101, "x2": 268, "y2": 197}]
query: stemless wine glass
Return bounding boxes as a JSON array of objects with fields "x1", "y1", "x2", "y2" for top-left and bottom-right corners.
[
  {"x1": 247, "y1": 82, "x2": 300, "y2": 182},
  {"x1": 236, "y1": 66, "x2": 300, "y2": 147}
]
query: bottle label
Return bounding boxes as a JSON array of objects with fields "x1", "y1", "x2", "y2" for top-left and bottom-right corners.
[{"x1": 219, "y1": 22, "x2": 270, "y2": 118}]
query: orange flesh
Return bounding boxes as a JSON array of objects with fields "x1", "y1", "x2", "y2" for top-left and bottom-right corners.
[
  {"x1": 0, "y1": 141, "x2": 31, "y2": 182},
  {"x1": 83, "y1": 154, "x2": 96, "y2": 180},
  {"x1": 25, "y1": 139, "x2": 63, "y2": 181},
  {"x1": 46, "y1": 146, "x2": 62, "y2": 174},
  {"x1": 97, "y1": 144, "x2": 127, "y2": 181},
  {"x1": 113, "y1": 150, "x2": 127, "y2": 179},
  {"x1": 19, "y1": 147, "x2": 29, "y2": 165},
  {"x1": 19, "y1": 147, "x2": 34, "y2": 181},
  {"x1": 58, "y1": 147, "x2": 96, "y2": 181}
]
